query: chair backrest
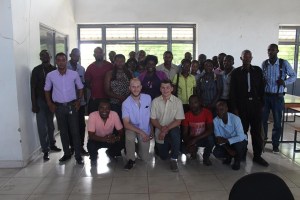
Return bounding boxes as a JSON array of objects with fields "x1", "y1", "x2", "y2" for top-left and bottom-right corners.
[{"x1": 229, "y1": 172, "x2": 294, "y2": 200}]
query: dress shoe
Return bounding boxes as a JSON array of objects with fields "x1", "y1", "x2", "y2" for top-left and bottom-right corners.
[
  {"x1": 76, "y1": 158, "x2": 84, "y2": 165},
  {"x1": 222, "y1": 157, "x2": 232, "y2": 165},
  {"x1": 231, "y1": 160, "x2": 240, "y2": 170},
  {"x1": 59, "y1": 155, "x2": 71, "y2": 162},
  {"x1": 43, "y1": 152, "x2": 50, "y2": 161},
  {"x1": 70, "y1": 148, "x2": 74, "y2": 155},
  {"x1": 253, "y1": 156, "x2": 269, "y2": 167},
  {"x1": 81, "y1": 148, "x2": 89, "y2": 156},
  {"x1": 50, "y1": 145, "x2": 62, "y2": 152}
]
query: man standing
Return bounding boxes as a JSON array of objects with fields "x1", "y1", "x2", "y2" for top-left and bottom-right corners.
[
  {"x1": 108, "y1": 51, "x2": 116, "y2": 64},
  {"x1": 85, "y1": 47, "x2": 113, "y2": 114},
  {"x1": 122, "y1": 78, "x2": 152, "y2": 170},
  {"x1": 182, "y1": 95, "x2": 214, "y2": 165},
  {"x1": 45, "y1": 52, "x2": 84, "y2": 164},
  {"x1": 221, "y1": 55, "x2": 235, "y2": 111},
  {"x1": 156, "y1": 51, "x2": 178, "y2": 80},
  {"x1": 151, "y1": 79, "x2": 185, "y2": 171},
  {"x1": 31, "y1": 50, "x2": 61, "y2": 161},
  {"x1": 262, "y1": 44, "x2": 296, "y2": 153},
  {"x1": 214, "y1": 100, "x2": 248, "y2": 170},
  {"x1": 67, "y1": 48, "x2": 89, "y2": 156},
  {"x1": 87, "y1": 99, "x2": 124, "y2": 165},
  {"x1": 230, "y1": 50, "x2": 268, "y2": 167}
]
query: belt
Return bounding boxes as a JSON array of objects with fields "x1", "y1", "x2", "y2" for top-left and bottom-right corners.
[
  {"x1": 55, "y1": 100, "x2": 76, "y2": 106},
  {"x1": 265, "y1": 93, "x2": 284, "y2": 97},
  {"x1": 247, "y1": 97, "x2": 261, "y2": 101}
]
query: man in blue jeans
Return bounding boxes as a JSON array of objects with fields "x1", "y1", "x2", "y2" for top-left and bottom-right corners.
[
  {"x1": 262, "y1": 44, "x2": 296, "y2": 153},
  {"x1": 150, "y1": 79, "x2": 185, "y2": 172}
]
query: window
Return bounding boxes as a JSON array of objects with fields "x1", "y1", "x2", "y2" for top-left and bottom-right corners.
[
  {"x1": 278, "y1": 26, "x2": 300, "y2": 78},
  {"x1": 40, "y1": 24, "x2": 68, "y2": 65},
  {"x1": 78, "y1": 24, "x2": 196, "y2": 67}
]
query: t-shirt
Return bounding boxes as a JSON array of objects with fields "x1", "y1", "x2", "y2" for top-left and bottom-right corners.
[
  {"x1": 182, "y1": 108, "x2": 213, "y2": 136},
  {"x1": 87, "y1": 111, "x2": 123, "y2": 137}
]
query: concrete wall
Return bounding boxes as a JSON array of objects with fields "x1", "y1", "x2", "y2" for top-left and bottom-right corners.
[
  {"x1": 0, "y1": 0, "x2": 76, "y2": 167},
  {"x1": 74, "y1": 0, "x2": 300, "y2": 65}
]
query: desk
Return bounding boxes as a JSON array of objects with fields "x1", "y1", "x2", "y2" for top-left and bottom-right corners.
[{"x1": 281, "y1": 94, "x2": 300, "y2": 142}]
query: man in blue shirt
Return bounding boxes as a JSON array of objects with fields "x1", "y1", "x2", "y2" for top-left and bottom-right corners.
[
  {"x1": 214, "y1": 100, "x2": 247, "y2": 170},
  {"x1": 262, "y1": 44, "x2": 296, "y2": 153},
  {"x1": 122, "y1": 78, "x2": 152, "y2": 170}
]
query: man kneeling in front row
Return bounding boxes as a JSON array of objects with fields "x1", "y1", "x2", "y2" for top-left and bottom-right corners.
[
  {"x1": 87, "y1": 98, "x2": 124, "y2": 165},
  {"x1": 213, "y1": 100, "x2": 247, "y2": 170}
]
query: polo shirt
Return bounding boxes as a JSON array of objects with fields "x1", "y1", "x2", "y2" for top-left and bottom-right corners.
[
  {"x1": 87, "y1": 111, "x2": 123, "y2": 137},
  {"x1": 44, "y1": 69, "x2": 83, "y2": 103},
  {"x1": 213, "y1": 112, "x2": 247, "y2": 145},
  {"x1": 151, "y1": 95, "x2": 185, "y2": 143},
  {"x1": 172, "y1": 74, "x2": 196, "y2": 104},
  {"x1": 84, "y1": 61, "x2": 113, "y2": 99},
  {"x1": 122, "y1": 94, "x2": 152, "y2": 135},
  {"x1": 182, "y1": 108, "x2": 213, "y2": 137}
]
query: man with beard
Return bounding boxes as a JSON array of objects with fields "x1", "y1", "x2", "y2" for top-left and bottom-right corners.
[
  {"x1": 85, "y1": 47, "x2": 113, "y2": 114},
  {"x1": 31, "y1": 50, "x2": 61, "y2": 161},
  {"x1": 122, "y1": 78, "x2": 152, "y2": 170},
  {"x1": 87, "y1": 99, "x2": 124, "y2": 166}
]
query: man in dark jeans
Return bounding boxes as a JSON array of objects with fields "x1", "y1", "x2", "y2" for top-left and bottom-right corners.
[
  {"x1": 31, "y1": 50, "x2": 61, "y2": 161},
  {"x1": 230, "y1": 50, "x2": 269, "y2": 167},
  {"x1": 87, "y1": 99, "x2": 124, "y2": 166},
  {"x1": 44, "y1": 52, "x2": 84, "y2": 165}
]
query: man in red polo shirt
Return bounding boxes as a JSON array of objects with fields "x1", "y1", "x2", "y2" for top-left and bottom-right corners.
[{"x1": 85, "y1": 47, "x2": 113, "y2": 114}]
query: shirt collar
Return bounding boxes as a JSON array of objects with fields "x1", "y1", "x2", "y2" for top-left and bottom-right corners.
[{"x1": 217, "y1": 113, "x2": 233, "y2": 127}]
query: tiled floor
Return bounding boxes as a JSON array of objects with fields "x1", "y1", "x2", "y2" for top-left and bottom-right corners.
[{"x1": 1, "y1": 119, "x2": 300, "y2": 199}]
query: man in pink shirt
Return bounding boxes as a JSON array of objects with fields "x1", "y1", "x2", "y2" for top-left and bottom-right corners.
[{"x1": 87, "y1": 98, "x2": 124, "y2": 165}]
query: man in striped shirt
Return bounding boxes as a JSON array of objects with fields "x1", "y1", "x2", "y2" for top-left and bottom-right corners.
[{"x1": 262, "y1": 44, "x2": 296, "y2": 153}]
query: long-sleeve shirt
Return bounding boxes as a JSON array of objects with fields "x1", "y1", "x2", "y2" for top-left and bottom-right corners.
[
  {"x1": 213, "y1": 113, "x2": 247, "y2": 145},
  {"x1": 262, "y1": 58, "x2": 296, "y2": 94}
]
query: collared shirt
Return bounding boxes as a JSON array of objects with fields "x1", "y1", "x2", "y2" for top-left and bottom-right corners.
[
  {"x1": 156, "y1": 63, "x2": 179, "y2": 80},
  {"x1": 44, "y1": 69, "x2": 83, "y2": 103},
  {"x1": 213, "y1": 112, "x2": 247, "y2": 145},
  {"x1": 84, "y1": 61, "x2": 113, "y2": 99},
  {"x1": 87, "y1": 111, "x2": 123, "y2": 137},
  {"x1": 230, "y1": 65, "x2": 264, "y2": 109},
  {"x1": 122, "y1": 93, "x2": 152, "y2": 135},
  {"x1": 214, "y1": 67, "x2": 224, "y2": 75},
  {"x1": 31, "y1": 64, "x2": 56, "y2": 100},
  {"x1": 172, "y1": 74, "x2": 196, "y2": 104},
  {"x1": 262, "y1": 58, "x2": 296, "y2": 94},
  {"x1": 221, "y1": 69, "x2": 234, "y2": 100},
  {"x1": 151, "y1": 95, "x2": 185, "y2": 143},
  {"x1": 182, "y1": 108, "x2": 213, "y2": 137},
  {"x1": 67, "y1": 61, "x2": 86, "y2": 105}
]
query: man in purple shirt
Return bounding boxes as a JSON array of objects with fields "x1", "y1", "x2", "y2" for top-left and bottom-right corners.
[
  {"x1": 122, "y1": 78, "x2": 152, "y2": 170},
  {"x1": 45, "y1": 52, "x2": 84, "y2": 165}
]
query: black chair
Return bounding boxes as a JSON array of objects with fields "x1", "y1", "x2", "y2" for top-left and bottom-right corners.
[{"x1": 229, "y1": 172, "x2": 294, "y2": 200}]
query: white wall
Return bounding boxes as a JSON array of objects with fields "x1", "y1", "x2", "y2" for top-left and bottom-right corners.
[
  {"x1": 74, "y1": 0, "x2": 300, "y2": 65},
  {"x1": 0, "y1": 0, "x2": 77, "y2": 167}
]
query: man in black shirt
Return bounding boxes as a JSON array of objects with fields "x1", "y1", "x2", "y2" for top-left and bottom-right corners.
[
  {"x1": 230, "y1": 50, "x2": 268, "y2": 167},
  {"x1": 30, "y1": 50, "x2": 61, "y2": 161}
]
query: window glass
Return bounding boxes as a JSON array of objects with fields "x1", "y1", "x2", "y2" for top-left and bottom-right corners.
[
  {"x1": 279, "y1": 28, "x2": 296, "y2": 43},
  {"x1": 80, "y1": 28, "x2": 102, "y2": 41},
  {"x1": 106, "y1": 44, "x2": 135, "y2": 61},
  {"x1": 106, "y1": 28, "x2": 135, "y2": 40},
  {"x1": 172, "y1": 28, "x2": 193, "y2": 41},
  {"x1": 139, "y1": 44, "x2": 168, "y2": 64},
  {"x1": 172, "y1": 44, "x2": 193, "y2": 65},
  {"x1": 138, "y1": 28, "x2": 167, "y2": 40},
  {"x1": 80, "y1": 43, "x2": 102, "y2": 68}
]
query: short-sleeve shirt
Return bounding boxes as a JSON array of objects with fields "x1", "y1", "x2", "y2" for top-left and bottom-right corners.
[
  {"x1": 172, "y1": 74, "x2": 196, "y2": 104},
  {"x1": 84, "y1": 61, "x2": 113, "y2": 99},
  {"x1": 156, "y1": 63, "x2": 179, "y2": 80},
  {"x1": 122, "y1": 94, "x2": 152, "y2": 135},
  {"x1": 182, "y1": 108, "x2": 213, "y2": 137},
  {"x1": 87, "y1": 111, "x2": 123, "y2": 137},
  {"x1": 44, "y1": 69, "x2": 83, "y2": 103},
  {"x1": 151, "y1": 95, "x2": 185, "y2": 143}
]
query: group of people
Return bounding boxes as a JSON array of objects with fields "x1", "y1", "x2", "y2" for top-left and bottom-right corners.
[{"x1": 30, "y1": 43, "x2": 296, "y2": 171}]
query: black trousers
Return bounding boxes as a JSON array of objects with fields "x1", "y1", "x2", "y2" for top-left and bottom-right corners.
[
  {"x1": 87, "y1": 139, "x2": 123, "y2": 161},
  {"x1": 220, "y1": 140, "x2": 248, "y2": 161},
  {"x1": 238, "y1": 99, "x2": 264, "y2": 157},
  {"x1": 68, "y1": 105, "x2": 86, "y2": 148}
]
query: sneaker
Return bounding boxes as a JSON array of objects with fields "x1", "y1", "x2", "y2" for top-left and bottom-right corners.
[
  {"x1": 231, "y1": 160, "x2": 240, "y2": 170},
  {"x1": 59, "y1": 155, "x2": 71, "y2": 162},
  {"x1": 124, "y1": 159, "x2": 136, "y2": 170},
  {"x1": 203, "y1": 158, "x2": 212, "y2": 166},
  {"x1": 273, "y1": 146, "x2": 280, "y2": 154},
  {"x1": 253, "y1": 156, "x2": 269, "y2": 167},
  {"x1": 50, "y1": 145, "x2": 62, "y2": 152},
  {"x1": 170, "y1": 160, "x2": 178, "y2": 172},
  {"x1": 222, "y1": 157, "x2": 232, "y2": 165}
]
